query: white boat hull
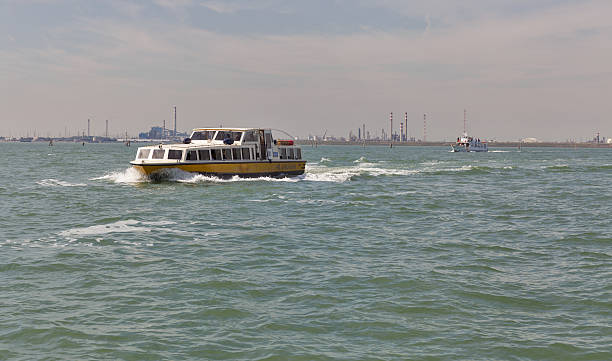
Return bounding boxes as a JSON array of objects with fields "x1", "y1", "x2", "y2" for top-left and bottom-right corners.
[{"x1": 451, "y1": 144, "x2": 488, "y2": 152}]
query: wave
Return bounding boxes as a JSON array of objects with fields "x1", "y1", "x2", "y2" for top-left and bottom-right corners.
[
  {"x1": 37, "y1": 179, "x2": 87, "y2": 187},
  {"x1": 420, "y1": 161, "x2": 441, "y2": 166},
  {"x1": 93, "y1": 166, "x2": 359, "y2": 184},
  {"x1": 91, "y1": 160, "x2": 513, "y2": 186},
  {"x1": 176, "y1": 172, "x2": 302, "y2": 184},
  {"x1": 309, "y1": 163, "x2": 498, "y2": 180},
  {"x1": 423, "y1": 165, "x2": 514, "y2": 175},
  {"x1": 543, "y1": 164, "x2": 572, "y2": 172},
  {"x1": 91, "y1": 167, "x2": 147, "y2": 183},
  {"x1": 303, "y1": 167, "x2": 359, "y2": 182},
  {"x1": 58, "y1": 220, "x2": 155, "y2": 239},
  {"x1": 57, "y1": 219, "x2": 181, "y2": 241},
  {"x1": 358, "y1": 166, "x2": 420, "y2": 176}
]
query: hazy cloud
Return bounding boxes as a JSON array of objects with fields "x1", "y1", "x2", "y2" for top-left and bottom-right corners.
[{"x1": 199, "y1": 1, "x2": 262, "y2": 14}]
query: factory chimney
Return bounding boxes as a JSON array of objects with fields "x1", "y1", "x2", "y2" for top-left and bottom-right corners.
[
  {"x1": 105, "y1": 119, "x2": 108, "y2": 138},
  {"x1": 173, "y1": 106, "x2": 177, "y2": 137},
  {"x1": 404, "y1": 112, "x2": 408, "y2": 141},
  {"x1": 87, "y1": 119, "x2": 90, "y2": 137},
  {"x1": 390, "y1": 112, "x2": 393, "y2": 142},
  {"x1": 423, "y1": 114, "x2": 427, "y2": 142}
]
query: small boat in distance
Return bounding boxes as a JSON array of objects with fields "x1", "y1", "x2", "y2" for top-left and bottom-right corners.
[
  {"x1": 130, "y1": 128, "x2": 306, "y2": 179},
  {"x1": 451, "y1": 109, "x2": 488, "y2": 152},
  {"x1": 451, "y1": 133, "x2": 488, "y2": 152}
]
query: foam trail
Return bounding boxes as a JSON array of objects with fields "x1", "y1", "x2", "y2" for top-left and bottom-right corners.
[
  {"x1": 421, "y1": 161, "x2": 441, "y2": 166},
  {"x1": 93, "y1": 164, "x2": 370, "y2": 185},
  {"x1": 177, "y1": 173, "x2": 301, "y2": 183},
  {"x1": 358, "y1": 167, "x2": 420, "y2": 176},
  {"x1": 37, "y1": 179, "x2": 87, "y2": 187},
  {"x1": 57, "y1": 220, "x2": 183, "y2": 241},
  {"x1": 303, "y1": 164, "x2": 363, "y2": 182},
  {"x1": 58, "y1": 220, "x2": 151, "y2": 238}
]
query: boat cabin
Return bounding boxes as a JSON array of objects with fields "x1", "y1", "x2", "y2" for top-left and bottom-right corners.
[{"x1": 133, "y1": 128, "x2": 302, "y2": 164}]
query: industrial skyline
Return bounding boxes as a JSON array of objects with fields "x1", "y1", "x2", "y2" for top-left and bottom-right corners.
[
  {"x1": 1, "y1": 0, "x2": 611, "y2": 141},
  {"x1": 2, "y1": 109, "x2": 609, "y2": 144}
]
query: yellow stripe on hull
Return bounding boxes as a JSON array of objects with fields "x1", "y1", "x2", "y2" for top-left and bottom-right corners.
[{"x1": 131, "y1": 161, "x2": 306, "y2": 178}]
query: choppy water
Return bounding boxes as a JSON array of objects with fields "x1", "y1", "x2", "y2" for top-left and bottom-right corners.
[{"x1": 1, "y1": 142, "x2": 611, "y2": 360}]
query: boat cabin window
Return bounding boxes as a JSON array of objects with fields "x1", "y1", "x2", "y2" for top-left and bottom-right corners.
[
  {"x1": 152, "y1": 149, "x2": 165, "y2": 159},
  {"x1": 215, "y1": 131, "x2": 243, "y2": 141},
  {"x1": 198, "y1": 149, "x2": 210, "y2": 160},
  {"x1": 222, "y1": 149, "x2": 232, "y2": 160},
  {"x1": 168, "y1": 149, "x2": 183, "y2": 160},
  {"x1": 243, "y1": 131, "x2": 257, "y2": 142},
  {"x1": 288, "y1": 148, "x2": 294, "y2": 159},
  {"x1": 215, "y1": 131, "x2": 229, "y2": 140},
  {"x1": 211, "y1": 149, "x2": 221, "y2": 160},
  {"x1": 295, "y1": 148, "x2": 301, "y2": 159},
  {"x1": 137, "y1": 149, "x2": 150, "y2": 159},
  {"x1": 279, "y1": 148, "x2": 287, "y2": 159},
  {"x1": 186, "y1": 150, "x2": 197, "y2": 160},
  {"x1": 191, "y1": 131, "x2": 215, "y2": 140},
  {"x1": 232, "y1": 148, "x2": 241, "y2": 160},
  {"x1": 241, "y1": 148, "x2": 250, "y2": 160}
]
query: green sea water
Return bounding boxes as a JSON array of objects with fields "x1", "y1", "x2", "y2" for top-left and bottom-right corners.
[{"x1": 1, "y1": 142, "x2": 611, "y2": 360}]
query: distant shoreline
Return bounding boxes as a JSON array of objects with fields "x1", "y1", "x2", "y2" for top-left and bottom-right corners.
[
  {"x1": 2, "y1": 138, "x2": 611, "y2": 149},
  {"x1": 295, "y1": 140, "x2": 612, "y2": 148}
]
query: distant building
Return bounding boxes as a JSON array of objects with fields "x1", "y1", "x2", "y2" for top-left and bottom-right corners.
[
  {"x1": 139, "y1": 126, "x2": 188, "y2": 140},
  {"x1": 139, "y1": 126, "x2": 164, "y2": 139},
  {"x1": 521, "y1": 137, "x2": 539, "y2": 143}
]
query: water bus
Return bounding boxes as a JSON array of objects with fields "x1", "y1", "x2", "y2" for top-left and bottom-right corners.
[
  {"x1": 130, "y1": 128, "x2": 306, "y2": 178},
  {"x1": 451, "y1": 133, "x2": 488, "y2": 152}
]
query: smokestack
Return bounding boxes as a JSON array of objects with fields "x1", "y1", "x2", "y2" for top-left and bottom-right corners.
[
  {"x1": 423, "y1": 114, "x2": 427, "y2": 142},
  {"x1": 390, "y1": 112, "x2": 393, "y2": 142},
  {"x1": 173, "y1": 106, "x2": 177, "y2": 137},
  {"x1": 404, "y1": 112, "x2": 408, "y2": 141},
  {"x1": 163, "y1": 119, "x2": 166, "y2": 139},
  {"x1": 105, "y1": 119, "x2": 108, "y2": 138},
  {"x1": 363, "y1": 124, "x2": 366, "y2": 140},
  {"x1": 87, "y1": 119, "x2": 90, "y2": 137}
]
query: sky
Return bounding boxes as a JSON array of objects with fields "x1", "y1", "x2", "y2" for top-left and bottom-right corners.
[{"x1": 1, "y1": 0, "x2": 611, "y2": 141}]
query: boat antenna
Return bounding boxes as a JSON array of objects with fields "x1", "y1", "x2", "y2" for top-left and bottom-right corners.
[{"x1": 271, "y1": 128, "x2": 297, "y2": 139}]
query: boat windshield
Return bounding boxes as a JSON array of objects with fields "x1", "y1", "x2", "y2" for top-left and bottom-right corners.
[
  {"x1": 137, "y1": 149, "x2": 150, "y2": 159},
  {"x1": 191, "y1": 131, "x2": 216, "y2": 140},
  {"x1": 243, "y1": 130, "x2": 258, "y2": 142},
  {"x1": 215, "y1": 131, "x2": 243, "y2": 141}
]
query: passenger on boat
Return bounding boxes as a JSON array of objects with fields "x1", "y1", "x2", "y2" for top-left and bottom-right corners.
[{"x1": 223, "y1": 132, "x2": 234, "y2": 145}]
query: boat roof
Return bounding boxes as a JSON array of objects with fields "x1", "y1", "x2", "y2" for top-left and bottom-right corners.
[{"x1": 191, "y1": 127, "x2": 261, "y2": 132}]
